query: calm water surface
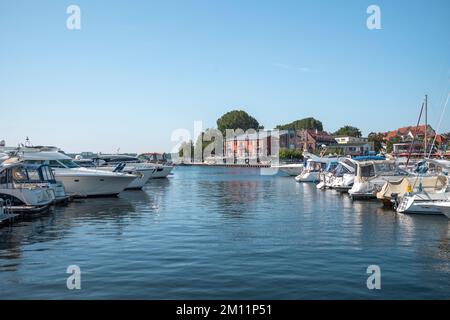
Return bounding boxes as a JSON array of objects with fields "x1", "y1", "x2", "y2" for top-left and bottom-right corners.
[{"x1": 0, "y1": 166, "x2": 449, "y2": 299}]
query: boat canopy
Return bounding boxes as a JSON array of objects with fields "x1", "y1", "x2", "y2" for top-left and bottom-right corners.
[
  {"x1": 355, "y1": 160, "x2": 410, "y2": 179},
  {"x1": 0, "y1": 163, "x2": 56, "y2": 185},
  {"x1": 376, "y1": 175, "x2": 449, "y2": 201}
]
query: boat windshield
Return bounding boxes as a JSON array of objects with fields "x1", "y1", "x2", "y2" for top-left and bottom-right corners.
[
  {"x1": 359, "y1": 164, "x2": 375, "y2": 178},
  {"x1": 41, "y1": 165, "x2": 56, "y2": 182},
  {"x1": 335, "y1": 164, "x2": 351, "y2": 176},
  {"x1": 26, "y1": 167, "x2": 42, "y2": 182},
  {"x1": 50, "y1": 159, "x2": 80, "y2": 169}
]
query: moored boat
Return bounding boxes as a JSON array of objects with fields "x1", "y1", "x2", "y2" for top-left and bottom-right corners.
[
  {"x1": 0, "y1": 163, "x2": 55, "y2": 212},
  {"x1": 295, "y1": 157, "x2": 338, "y2": 183},
  {"x1": 3, "y1": 148, "x2": 137, "y2": 197},
  {"x1": 349, "y1": 159, "x2": 411, "y2": 200},
  {"x1": 377, "y1": 175, "x2": 448, "y2": 207}
]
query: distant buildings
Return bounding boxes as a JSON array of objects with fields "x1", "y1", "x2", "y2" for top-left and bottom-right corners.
[
  {"x1": 383, "y1": 124, "x2": 448, "y2": 156},
  {"x1": 223, "y1": 129, "x2": 374, "y2": 162},
  {"x1": 224, "y1": 131, "x2": 272, "y2": 163},
  {"x1": 216, "y1": 124, "x2": 450, "y2": 164}
]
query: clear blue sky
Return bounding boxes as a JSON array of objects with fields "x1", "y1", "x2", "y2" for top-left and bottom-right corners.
[{"x1": 1, "y1": 0, "x2": 449, "y2": 153}]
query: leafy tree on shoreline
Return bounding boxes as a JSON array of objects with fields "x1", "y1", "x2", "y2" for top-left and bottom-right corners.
[
  {"x1": 216, "y1": 110, "x2": 262, "y2": 135},
  {"x1": 333, "y1": 125, "x2": 362, "y2": 138},
  {"x1": 368, "y1": 132, "x2": 385, "y2": 152},
  {"x1": 276, "y1": 117, "x2": 323, "y2": 131}
]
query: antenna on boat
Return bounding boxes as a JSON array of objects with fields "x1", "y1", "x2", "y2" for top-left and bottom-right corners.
[
  {"x1": 427, "y1": 93, "x2": 450, "y2": 159},
  {"x1": 24, "y1": 136, "x2": 32, "y2": 147},
  {"x1": 424, "y1": 95, "x2": 428, "y2": 158},
  {"x1": 406, "y1": 100, "x2": 425, "y2": 167}
]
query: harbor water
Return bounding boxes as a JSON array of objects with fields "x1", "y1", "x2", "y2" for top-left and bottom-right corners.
[{"x1": 0, "y1": 166, "x2": 449, "y2": 299}]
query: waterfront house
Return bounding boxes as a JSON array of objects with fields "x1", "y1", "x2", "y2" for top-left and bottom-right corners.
[
  {"x1": 330, "y1": 136, "x2": 374, "y2": 156},
  {"x1": 224, "y1": 129, "x2": 337, "y2": 163},
  {"x1": 383, "y1": 125, "x2": 448, "y2": 156},
  {"x1": 224, "y1": 131, "x2": 272, "y2": 163}
]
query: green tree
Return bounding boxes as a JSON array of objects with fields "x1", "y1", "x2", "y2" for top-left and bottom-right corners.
[
  {"x1": 276, "y1": 117, "x2": 323, "y2": 131},
  {"x1": 386, "y1": 136, "x2": 401, "y2": 153},
  {"x1": 368, "y1": 132, "x2": 385, "y2": 152},
  {"x1": 279, "y1": 148, "x2": 303, "y2": 160},
  {"x1": 333, "y1": 125, "x2": 362, "y2": 138},
  {"x1": 216, "y1": 110, "x2": 262, "y2": 135}
]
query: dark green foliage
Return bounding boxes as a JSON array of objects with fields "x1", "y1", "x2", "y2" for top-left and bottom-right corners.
[
  {"x1": 216, "y1": 110, "x2": 262, "y2": 135},
  {"x1": 333, "y1": 125, "x2": 362, "y2": 138},
  {"x1": 276, "y1": 117, "x2": 323, "y2": 131}
]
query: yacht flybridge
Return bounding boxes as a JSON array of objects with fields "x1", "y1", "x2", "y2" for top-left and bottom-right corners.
[{"x1": 3, "y1": 148, "x2": 137, "y2": 197}]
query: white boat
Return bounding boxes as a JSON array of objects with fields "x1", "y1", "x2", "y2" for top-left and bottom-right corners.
[
  {"x1": 377, "y1": 175, "x2": 448, "y2": 206},
  {"x1": 396, "y1": 193, "x2": 450, "y2": 215},
  {"x1": 395, "y1": 159, "x2": 450, "y2": 214},
  {"x1": 3, "y1": 148, "x2": 137, "y2": 197},
  {"x1": 318, "y1": 157, "x2": 356, "y2": 190},
  {"x1": 349, "y1": 159, "x2": 411, "y2": 199},
  {"x1": 0, "y1": 163, "x2": 55, "y2": 212},
  {"x1": 95, "y1": 165, "x2": 155, "y2": 189},
  {"x1": 422, "y1": 201, "x2": 450, "y2": 218},
  {"x1": 94, "y1": 154, "x2": 174, "y2": 179},
  {"x1": 74, "y1": 157, "x2": 154, "y2": 190},
  {"x1": 22, "y1": 163, "x2": 69, "y2": 203},
  {"x1": 272, "y1": 163, "x2": 304, "y2": 176},
  {"x1": 295, "y1": 157, "x2": 338, "y2": 183}
]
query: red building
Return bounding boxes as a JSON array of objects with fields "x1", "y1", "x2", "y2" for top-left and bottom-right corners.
[{"x1": 223, "y1": 129, "x2": 336, "y2": 163}]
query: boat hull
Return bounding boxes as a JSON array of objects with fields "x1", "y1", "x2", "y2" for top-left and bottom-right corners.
[
  {"x1": 149, "y1": 166, "x2": 173, "y2": 179},
  {"x1": 54, "y1": 173, "x2": 136, "y2": 197},
  {"x1": 396, "y1": 195, "x2": 447, "y2": 215},
  {"x1": 295, "y1": 171, "x2": 320, "y2": 183},
  {"x1": 0, "y1": 187, "x2": 55, "y2": 207}
]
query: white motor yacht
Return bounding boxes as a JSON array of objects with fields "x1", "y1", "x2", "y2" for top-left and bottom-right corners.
[
  {"x1": 3, "y1": 148, "x2": 137, "y2": 197},
  {"x1": 377, "y1": 175, "x2": 448, "y2": 207},
  {"x1": 0, "y1": 163, "x2": 55, "y2": 212},
  {"x1": 422, "y1": 201, "x2": 450, "y2": 218},
  {"x1": 295, "y1": 157, "x2": 338, "y2": 183},
  {"x1": 317, "y1": 158, "x2": 352, "y2": 189},
  {"x1": 396, "y1": 192, "x2": 450, "y2": 215},
  {"x1": 349, "y1": 160, "x2": 411, "y2": 199},
  {"x1": 94, "y1": 154, "x2": 174, "y2": 179},
  {"x1": 394, "y1": 159, "x2": 450, "y2": 214}
]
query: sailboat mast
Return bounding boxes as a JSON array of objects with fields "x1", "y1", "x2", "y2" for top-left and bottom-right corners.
[{"x1": 424, "y1": 94, "x2": 428, "y2": 158}]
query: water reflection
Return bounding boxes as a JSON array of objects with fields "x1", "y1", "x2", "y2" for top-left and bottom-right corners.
[{"x1": 0, "y1": 188, "x2": 163, "y2": 270}]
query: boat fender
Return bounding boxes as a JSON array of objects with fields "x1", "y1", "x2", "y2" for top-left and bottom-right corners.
[{"x1": 406, "y1": 183, "x2": 412, "y2": 194}]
